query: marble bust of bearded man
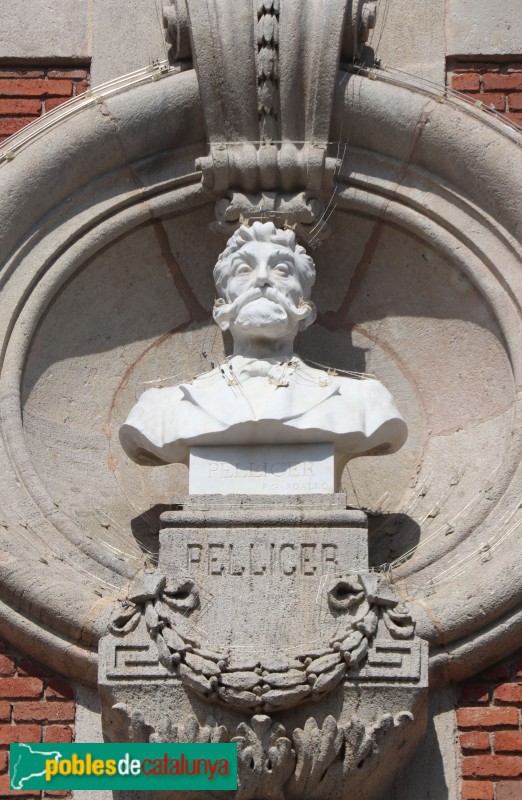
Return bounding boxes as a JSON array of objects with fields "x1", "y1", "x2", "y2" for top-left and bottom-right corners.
[{"x1": 119, "y1": 222, "x2": 407, "y2": 482}]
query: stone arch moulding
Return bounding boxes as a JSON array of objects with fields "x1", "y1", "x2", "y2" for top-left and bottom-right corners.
[{"x1": 0, "y1": 67, "x2": 520, "y2": 687}]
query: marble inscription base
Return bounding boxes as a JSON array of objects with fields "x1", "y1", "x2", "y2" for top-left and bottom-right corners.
[
  {"x1": 189, "y1": 444, "x2": 334, "y2": 495},
  {"x1": 99, "y1": 495, "x2": 428, "y2": 800}
]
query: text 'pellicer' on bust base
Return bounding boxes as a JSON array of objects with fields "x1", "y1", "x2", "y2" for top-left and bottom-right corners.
[{"x1": 188, "y1": 444, "x2": 334, "y2": 495}]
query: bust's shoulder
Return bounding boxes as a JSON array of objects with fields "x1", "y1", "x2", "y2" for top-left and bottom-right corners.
[
  {"x1": 191, "y1": 365, "x2": 224, "y2": 386},
  {"x1": 295, "y1": 361, "x2": 388, "y2": 396},
  {"x1": 134, "y1": 384, "x2": 184, "y2": 408},
  {"x1": 139, "y1": 366, "x2": 223, "y2": 396},
  {"x1": 293, "y1": 359, "x2": 337, "y2": 384}
]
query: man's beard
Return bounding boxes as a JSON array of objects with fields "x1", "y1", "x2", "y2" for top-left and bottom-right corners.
[{"x1": 213, "y1": 287, "x2": 315, "y2": 334}]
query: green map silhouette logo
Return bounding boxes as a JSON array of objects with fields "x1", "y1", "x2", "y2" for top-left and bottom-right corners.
[
  {"x1": 10, "y1": 742, "x2": 237, "y2": 790},
  {"x1": 10, "y1": 742, "x2": 62, "y2": 790}
]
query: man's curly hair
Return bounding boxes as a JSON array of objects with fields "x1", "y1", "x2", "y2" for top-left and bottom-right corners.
[{"x1": 213, "y1": 221, "x2": 316, "y2": 299}]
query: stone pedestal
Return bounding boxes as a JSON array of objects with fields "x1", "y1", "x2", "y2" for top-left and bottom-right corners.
[{"x1": 99, "y1": 494, "x2": 428, "y2": 799}]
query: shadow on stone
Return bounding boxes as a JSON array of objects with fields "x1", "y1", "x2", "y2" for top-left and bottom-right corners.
[
  {"x1": 388, "y1": 687, "x2": 457, "y2": 800},
  {"x1": 130, "y1": 504, "x2": 173, "y2": 564},
  {"x1": 367, "y1": 512, "x2": 421, "y2": 570}
]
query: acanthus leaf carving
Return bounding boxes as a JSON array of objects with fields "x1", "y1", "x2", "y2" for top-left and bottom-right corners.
[
  {"x1": 150, "y1": 714, "x2": 229, "y2": 745},
  {"x1": 109, "y1": 703, "x2": 155, "y2": 743},
  {"x1": 233, "y1": 715, "x2": 295, "y2": 800},
  {"x1": 107, "y1": 708, "x2": 413, "y2": 800},
  {"x1": 291, "y1": 715, "x2": 344, "y2": 798},
  {"x1": 210, "y1": 190, "x2": 331, "y2": 247}
]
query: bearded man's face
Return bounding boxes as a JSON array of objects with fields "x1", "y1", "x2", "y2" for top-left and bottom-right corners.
[{"x1": 213, "y1": 241, "x2": 315, "y2": 339}]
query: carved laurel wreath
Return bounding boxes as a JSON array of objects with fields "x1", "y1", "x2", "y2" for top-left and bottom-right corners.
[{"x1": 110, "y1": 570, "x2": 415, "y2": 712}]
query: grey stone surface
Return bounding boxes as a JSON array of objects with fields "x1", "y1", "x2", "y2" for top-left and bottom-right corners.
[
  {"x1": 0, "y1": 65, "x2": 518, "y2": 685},
  {"x1": 91, "y1": 0, "x2": 168, "y2": 86},
  {"x1": 364, "y1": 0, "x2": 446, "y2": 84},
  {"x1": 447, "y1": 0, "x2": 522, "y2": 56},
  {"x1": 0, "y1": 0, "x2": 91, "y2": 60},
  {"x1": 0, "y1": 0, "x2": 518, "y2": 707},
  {"x1": 0, "y1": 2, "x2": 519, "y2": 796},
  {"x1": 0, "y1": 62, "x2": 518, "y2": 686},
  {"x1": 389, "y1": 685, "x2": 460, "y2": 800},
  {"x1": 74, "y1": 684, "x2": 113, "y2": 800},
  {"x1": 162, "y1": 493, "x2": 367, "y2": 525}
]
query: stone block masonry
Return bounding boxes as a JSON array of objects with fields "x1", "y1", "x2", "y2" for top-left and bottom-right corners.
[
  {"x1": 0, "y1": 66, "x2": 90, "y2": 143},
  {"x1": 447, "y1": 60, "x2": 522, "y2": 128},
  {"x1": 0, "y1": 636, "x2": 74, "y2": 799},
  {"x1": 458, "y1": 648, "x2": 522, "y2": 800}
]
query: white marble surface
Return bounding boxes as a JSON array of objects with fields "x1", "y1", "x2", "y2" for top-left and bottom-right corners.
[
  {"x1": 120, "y1": 355, "x2": 407, "y2": 467},
  {"x1": 189, "y1": 443, "x2": 334, "y2": 495}
]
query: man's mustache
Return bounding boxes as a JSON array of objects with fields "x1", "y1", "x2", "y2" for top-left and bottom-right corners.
[{"x1": 213, "y1": 286, "x2": 314, "y2": 329}]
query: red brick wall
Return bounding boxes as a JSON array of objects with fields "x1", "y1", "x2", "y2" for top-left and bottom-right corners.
[
  {"x1": 0, "y1": 66, "x2": 90, "y2": 144},
  {"x1": 447, "y1": 60, "x2": 522, "y2": 128},
  {"x1": 458, "y1": 649, "x2": 522, "y2": 800},
  {"x1": 0, "y1": 636, "x2": 75, "y2": 799}
]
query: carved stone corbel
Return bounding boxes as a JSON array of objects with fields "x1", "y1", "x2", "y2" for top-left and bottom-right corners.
[{"x1": 161, "y1": 0, "x2": 379, "y2": 239}]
